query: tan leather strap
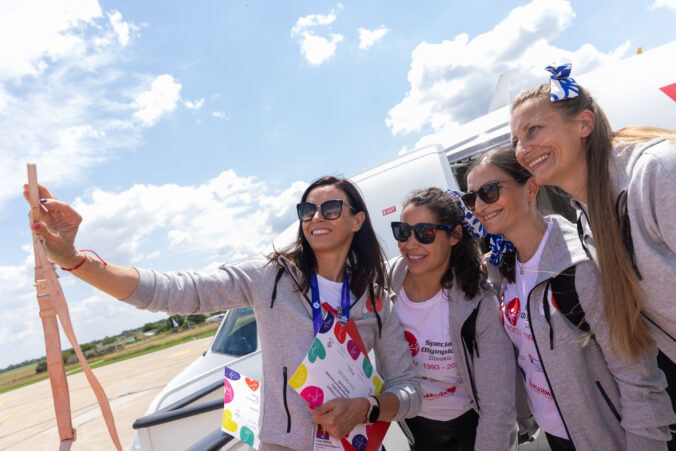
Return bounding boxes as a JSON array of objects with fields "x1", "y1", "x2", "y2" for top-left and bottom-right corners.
[{"x1": 28, "y1": 164, "x2": 122, "y2": 451}]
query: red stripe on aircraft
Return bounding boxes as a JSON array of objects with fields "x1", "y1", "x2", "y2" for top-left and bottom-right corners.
[{"x1": 660, "y1": 83, "x2": 676, "y2": 102}]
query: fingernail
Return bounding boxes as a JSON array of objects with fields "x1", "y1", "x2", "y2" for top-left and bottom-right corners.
[
  {"x1": 31, "y1": 224, "x2": 40, "y2": 230},
  {"x1": 40, "y1": 199, "x2": 48, "y2": 204}
]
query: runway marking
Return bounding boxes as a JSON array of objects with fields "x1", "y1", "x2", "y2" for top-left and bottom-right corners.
[{"x1": 169, "y1": 349, "x2": 192, "y2": 358}]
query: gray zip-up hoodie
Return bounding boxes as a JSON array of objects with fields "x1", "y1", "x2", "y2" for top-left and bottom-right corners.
[
  {"x1": 488, "y1": 215, "x2": 675, "y2": 450},
  {"x1": 389, "y1": 257, "x2": 518, "y2": 451},
  {"x1": 122, "y1": 256, "x2": 421, "y2": 450},
  {"x1": 573, "y1": 137, "x2": 676, "y2": 363}
]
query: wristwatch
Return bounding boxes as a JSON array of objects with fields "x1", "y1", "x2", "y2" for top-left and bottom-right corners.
[{"x1": 365, "y1": 395, "x2": 380, "y2": 424}]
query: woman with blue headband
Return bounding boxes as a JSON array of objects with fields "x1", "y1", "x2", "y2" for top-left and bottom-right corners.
[
  {"x1": 388, "y1": 187, "x2": 518, "y2": 451},
  {"x1": 511, "y1": 64, "x2": 676, "y2": 448},
  {"x1": 464, "y1": 146, "x2": 674, "y2": 450}
]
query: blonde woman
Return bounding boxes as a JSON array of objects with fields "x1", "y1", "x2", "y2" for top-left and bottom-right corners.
[{"x1": 511, "y1": 65, "x2": 676, "y2": 447}]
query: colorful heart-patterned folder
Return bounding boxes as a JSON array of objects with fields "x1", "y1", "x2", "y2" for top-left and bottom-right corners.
[
  {"x1": 289, "y1": 311, "x2": 390, "y2": 451},
  {"x1": 221, "y1": 367, "x2": 261, "y2": 449}
]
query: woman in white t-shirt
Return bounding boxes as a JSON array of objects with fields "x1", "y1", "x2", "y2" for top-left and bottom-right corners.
[
  {"x1": 388, "y1": 187, "x2": 519, "y2": 451},
  {"x1": 464, "y1": 146, "x2": 674, "y2": 451}
]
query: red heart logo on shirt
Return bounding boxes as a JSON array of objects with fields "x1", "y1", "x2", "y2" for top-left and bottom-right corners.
[
  {"x1": 404, "y1": 331, "x2": 419, "y2": 357},
  {"x1": 504, "y1": 297, "x2": 520, "y2": 327}
]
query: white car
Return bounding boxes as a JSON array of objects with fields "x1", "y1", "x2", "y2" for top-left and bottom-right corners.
[{"x1": 130, "y1": 307, "x2": 413, "y2": 450}]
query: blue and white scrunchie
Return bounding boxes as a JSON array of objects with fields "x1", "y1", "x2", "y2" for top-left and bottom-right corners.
[
  {"x1": 447, "y1": 189, "x2": 514, "y2": 267},
  {"x1": 546, "y1": 63, "x2": 579, "y2": 101}
]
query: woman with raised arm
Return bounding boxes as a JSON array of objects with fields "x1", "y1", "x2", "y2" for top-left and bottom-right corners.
[
  {"x1": 25, "y1": 176, "x2": 421, "y2": 450},
  {"x1": 510, "y1": 65, "x2": 676, "y2": 447},
  {"x1": 464, "y1": 146, "x2": 674, "y2": 450},
  {"x1": 388, "y1": 187, "x2": 518, "y2": 451}
]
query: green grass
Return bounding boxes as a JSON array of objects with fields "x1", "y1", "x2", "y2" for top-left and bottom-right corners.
[
  {"x1": 0, "y1": 323, "x2": 219, "y2": 394},
  {"x1": 68, "y1": 326, "x2": 219, "y2": 372}
]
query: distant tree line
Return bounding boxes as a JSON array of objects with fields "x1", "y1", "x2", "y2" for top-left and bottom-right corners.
[{"x1": 0, "y1": 313, "x2": 211, "y2": 374}]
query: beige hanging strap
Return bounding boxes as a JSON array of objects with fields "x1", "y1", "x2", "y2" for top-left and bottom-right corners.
[{"x1": 28, "y1": 164, "x2": 122, "y2": 451}]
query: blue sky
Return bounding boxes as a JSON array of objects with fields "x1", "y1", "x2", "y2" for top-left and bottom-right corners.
[{"x1": 1, "y1": 0, "x2": 675, "y2": 367}]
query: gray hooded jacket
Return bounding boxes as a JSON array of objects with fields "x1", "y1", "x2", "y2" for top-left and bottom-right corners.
[
  {"x1": 389, "y1": 257, "x2": 518, "y2": 451},
  {"x1": 573, "y1": 137, "x2": 676, "y2": 363},
  {"x1": 488, "y1": 215, "x2": 675, "y2": 450},
  {"x1": 122, "y1": 256, "x2": 421, "y2": 450}
]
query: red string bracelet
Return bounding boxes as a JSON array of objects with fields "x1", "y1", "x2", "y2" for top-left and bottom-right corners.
[{"x1": 60, "y1": 250, "x2": 108, "y2": 272}]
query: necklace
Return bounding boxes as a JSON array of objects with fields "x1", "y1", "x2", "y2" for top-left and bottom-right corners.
[
  {"x1": 517, "y1": 259, "x2": 525, "y2": 275},
  {"x1": 515, "y1": 252, "x2": 526, "y2": 276}
]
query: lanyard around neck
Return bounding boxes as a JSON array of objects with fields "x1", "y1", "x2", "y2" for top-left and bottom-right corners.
[{"x1": 310, "y1": 272, "x2": 351, "y2": 336}]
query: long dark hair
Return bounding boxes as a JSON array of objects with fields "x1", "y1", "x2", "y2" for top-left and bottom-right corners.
[
  {"x1": 270, "y1": 176, "x2": 387, "y2": 298},
  {"x1": 512, "y1": 85, "x2": 653, "y2": 358},
  {"x1": 467, "y1": 146, "x2": 532, "y2": 284},
  {"x1": 404, "y1": 187, "x2": 482, "y2": 299}
]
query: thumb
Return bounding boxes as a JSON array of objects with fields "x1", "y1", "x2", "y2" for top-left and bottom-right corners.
[{"x1": 313, "y1": 400, "x2": 335, "y2": 416}]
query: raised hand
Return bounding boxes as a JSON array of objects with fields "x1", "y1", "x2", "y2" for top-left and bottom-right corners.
[{"x1": 23, "y1": 184, "x2": 83, "y2": 268}]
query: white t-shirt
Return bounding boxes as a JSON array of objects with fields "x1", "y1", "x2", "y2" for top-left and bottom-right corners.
[
  {"x1": 315, "y1": 274, "x2": 354, "y2": 316},
  {"x1": 395, "y1": 287, "x2": 473, "y2": 421},
  {"x1": 501, "y1": 221, "x2": 568, "y2": 439},
  {"x1": 313, "y1": 275, "x2": 381, "y2": 451}
]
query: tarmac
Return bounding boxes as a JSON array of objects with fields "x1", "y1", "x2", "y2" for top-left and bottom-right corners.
[{"x1": 0, "y1": 336, "x2": 213, "y2": 451}]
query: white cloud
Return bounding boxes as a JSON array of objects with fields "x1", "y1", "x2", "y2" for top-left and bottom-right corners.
[
  {"x1": 108, "y1": 10, "x2": 132, "y2": 46},
  {"x1": 358, "y1": 26, "x2": 388, "y2": 50},
  {"x1": 386, "y1": 0, "x2": 629, "y2": 149},
  {"x1": 291, "y1": 11, "x2": 338, "y2": 36},
  {"x1": 291, "y1": 7, "x2": 344, "y2": 65},
  {"x1": 651, "y1": 0, "x2": 676, "y2": 10},
  {"x1": 212, "y1": 111, "x2": 229, "y2": 119},
  {"x1": 0, "y1": 0, "x2": 102, "y2": 80},
  {"x1": 1, "y1": 173, "x2": 307, "y2": 367},
  {"x1": 134, "y1": 74, "x2": 182, "y2": 127},
  {"x1": 184, "y1": 98, "x2": 205, "y2": 109},
  {"x1": 70, "y1": 171, "x2": 307, "y2": 265},
  {"x1": 298, "y1": 33, "x2": 344, "y2": 65},
  {"x1": 0, "y1": 2, "x2": 156, "y2": 210}
]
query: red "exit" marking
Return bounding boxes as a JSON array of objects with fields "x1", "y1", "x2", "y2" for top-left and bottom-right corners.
[
  {"x1": 382, "y1": 206, "x2": 396, "y2": 216},
  {"x1": 660, "y1": 83, "x2": 676, "y2": 102}
]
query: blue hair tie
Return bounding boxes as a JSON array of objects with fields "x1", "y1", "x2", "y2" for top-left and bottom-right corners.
[
  {"x1": 546, "y1": 63, "x2": 579, "y2": 101},
  {"x1": 447, "y1": 190, "x2": 514, "y2": 267}
]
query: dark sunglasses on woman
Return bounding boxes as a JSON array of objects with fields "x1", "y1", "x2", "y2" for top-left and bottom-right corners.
[
  {"x1": 296, "y1": 199, "x2": 357, "y2": 222},
  {"x1": 391, "y1": 222, "x2": 456, "y2": 244},
  {"x1": 461, "y1": 180, "x2": 514, "y2": 210}
]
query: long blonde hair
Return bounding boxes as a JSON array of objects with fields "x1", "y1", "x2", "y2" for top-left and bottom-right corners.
[
  {"x1": 511, "y1": 86, "x2": 676, "y2": 359},
  {"x1": 613, "y1": 126, "x2": 676, "y2": 146}
]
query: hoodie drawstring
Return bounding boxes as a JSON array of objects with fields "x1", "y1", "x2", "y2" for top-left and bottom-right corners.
[
  {"x1": 368, "y1": 283, "x2": 382, "y2": 338},
  {"x1": 270, "y1": 267, "x2": 285, "y2": 309},
  {"x1": 542, "y1": 281, "x2": 554, "y2": 350}
]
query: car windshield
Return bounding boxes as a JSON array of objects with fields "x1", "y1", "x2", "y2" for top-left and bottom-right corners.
[{"x1": 210, "y1": 307, "x2": 258, "y2": 356}]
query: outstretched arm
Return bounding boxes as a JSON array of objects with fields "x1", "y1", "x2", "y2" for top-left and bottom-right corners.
[{"x1": 24, "y1": 184, "x2": 140, "y2": 300}]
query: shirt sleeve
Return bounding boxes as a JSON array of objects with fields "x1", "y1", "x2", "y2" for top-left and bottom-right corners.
[
  {"x1": 121, "y1": 258, "x2": 267, "y2": 314},
  {"x1": 575, "y1": 260, "x2": 675, "y2": 444},
  {"x1": 629, "y1": 140, "x2": 676, "y2": 255}
]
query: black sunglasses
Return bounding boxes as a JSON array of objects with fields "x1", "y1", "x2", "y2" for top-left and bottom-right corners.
[
  {"x1": 461, "y1": 180, "x2": 514, "y2": 210},
  {"x1": 296, "y1": 199, "x2": 357, "y2": 222},
  {"x1": 391, "y1": 222, "x2": 455, "y2": 244}
]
